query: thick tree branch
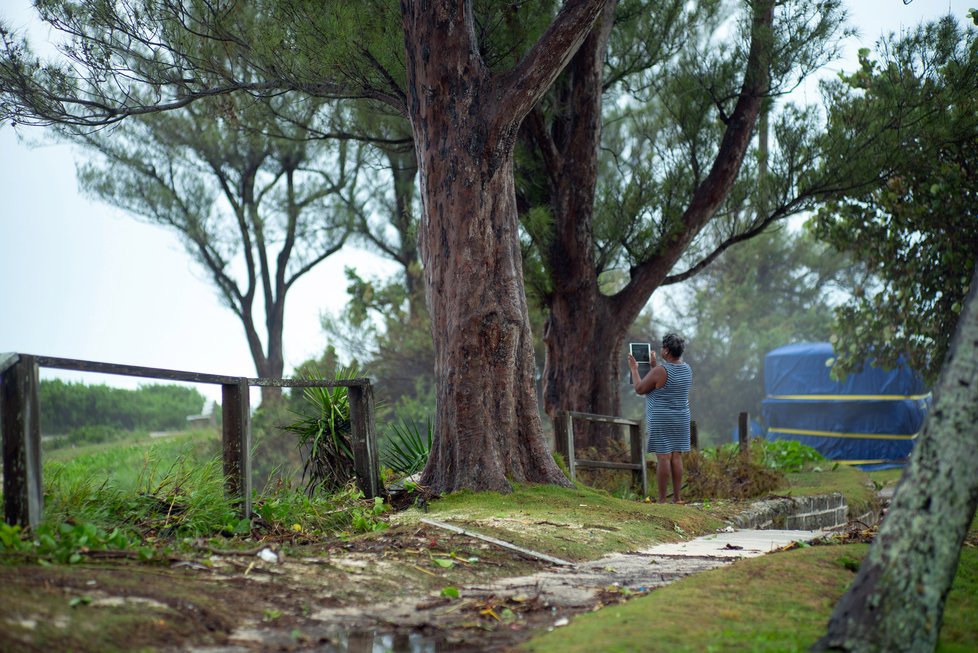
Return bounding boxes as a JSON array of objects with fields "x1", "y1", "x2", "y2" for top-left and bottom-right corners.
[
  {"x1": 662, "y1": 197, "x2": 806, "y2": 285},
  {"x1": 612, "y1": 0, "x2": 774, "y2": 320},
  {"x1": 496, "y1": 0, "x2": 612, "y2": 125}
]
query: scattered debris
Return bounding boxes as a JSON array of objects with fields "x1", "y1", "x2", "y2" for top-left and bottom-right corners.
[{"x1": 257, "y1": 548, "x2": 279, "y2": 564}]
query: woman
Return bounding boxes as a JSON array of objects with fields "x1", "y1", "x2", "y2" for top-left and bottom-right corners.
[{"x1": 627, "y1": 333, "x2": 692, "y2": 504}]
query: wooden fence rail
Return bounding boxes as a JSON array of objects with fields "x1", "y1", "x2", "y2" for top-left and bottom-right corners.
[
  {"x1": 0, "y1": 353, "x2": 380, "y2": 528},
  {"x1": 554, "y1": 410, "x2": 648, "y2": 498}
]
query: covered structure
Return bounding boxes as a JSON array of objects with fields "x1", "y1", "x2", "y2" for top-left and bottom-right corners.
[{"x1": 761, "y1": 342, "x2": 930, "y2": 469}]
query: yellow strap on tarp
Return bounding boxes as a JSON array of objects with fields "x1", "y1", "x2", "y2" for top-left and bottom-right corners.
[
  {"x1": 768, "y1": 393, "x2": 932, "y2": 401},
  {"x1": 768, "y1": 427, "x2": 919, "y2": 441},
  {"x1": 834, "y1": 459, "x2": 902, "y2": 466}
]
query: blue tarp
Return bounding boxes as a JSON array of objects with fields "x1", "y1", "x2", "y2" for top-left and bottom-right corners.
[{"x1": 760, "y1": 342, "x2": 930, "y2": 470}]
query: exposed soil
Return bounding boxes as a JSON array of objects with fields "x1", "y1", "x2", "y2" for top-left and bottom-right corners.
[{"x1": 0, "y1": 522, "x2": 641, "y2": 653}]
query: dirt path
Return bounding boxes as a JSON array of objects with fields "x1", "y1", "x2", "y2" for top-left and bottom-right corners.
[
  {"x1": 180, "y1": 528, "x2": 823, "y2": 653},
  {"x1": 0, "y1": 518, "x2": 826, "y2": 653}
]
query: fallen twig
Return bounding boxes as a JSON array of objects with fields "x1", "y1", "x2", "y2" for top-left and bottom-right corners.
[
  {"x1": 420, "y1": 518, "x2": 575, "y2": 567},
  {"x1": 410, "y1": 563, "x2": 438, "y2": 577}
]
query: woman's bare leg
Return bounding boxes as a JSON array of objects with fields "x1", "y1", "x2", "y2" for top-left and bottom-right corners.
[
  {"x1": 656, "y1": 454, "x2": 671, "y2": 502},
  {"x1": 670, "y1": 452, "x2": 684, "y2": 503}
]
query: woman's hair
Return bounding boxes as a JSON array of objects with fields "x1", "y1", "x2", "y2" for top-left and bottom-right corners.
[{"x1": 662, "y1": 333, "x2": 687, "y2": 358}]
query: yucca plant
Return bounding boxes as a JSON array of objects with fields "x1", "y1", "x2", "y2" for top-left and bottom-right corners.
[
  {"x1": 382, "y1": 418, "x2": 433, "y2": 476},
  {"x1": 281, "y1": 366, "x2": 361, "y2": 495}
]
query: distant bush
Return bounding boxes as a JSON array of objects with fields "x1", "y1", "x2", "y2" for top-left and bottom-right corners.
[
  {"x1": 40, "y1": 380, "x2": 206, "y2": 435},
  {"x1": 45, "y1": 425, "x2": 138, "y2": 450}
]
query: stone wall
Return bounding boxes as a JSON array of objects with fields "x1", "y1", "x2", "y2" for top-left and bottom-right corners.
[{"x1": 732, "y1": 493, "x2": 854, "y2": 530}]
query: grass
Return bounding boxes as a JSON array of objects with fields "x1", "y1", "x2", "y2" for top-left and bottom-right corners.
[
  {"x1": 39, "y1": 430, "x2": 229, "y2": 534},
  {"x1": 42, "y1": 427, "x2": 213, "y2": 459},
  {"x1": 520, "y1": 544, "x2": 978, "y2": 653},
  {"x1": 397, "y1": 483, "x2": 726, "y2": 561},
  {"x1": 43, "y1": 430, "x2": 220, "y2": 493},
  {"x1": 1, "y1": 426, "x2": 391, "y2": 564},
  {"x1": 389, "y1": 453, "x2": 888, "y2": 563},
  {"x1": 866, "y1": 467, "x2": 906, "y2": 489}
]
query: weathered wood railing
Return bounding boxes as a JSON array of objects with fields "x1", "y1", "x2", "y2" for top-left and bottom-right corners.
[
  {"x1": 0, "y1": 353, "x2": 380, "y2": 528},
  {"x1": 554, "y1": 411, "x2": 705, "y2": 499},
  {"x1": 553, "y1": 410, "x2": 649, "y2": 498}
]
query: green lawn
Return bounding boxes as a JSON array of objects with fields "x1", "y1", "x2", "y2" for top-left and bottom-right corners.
[
  {"x1": 520, "y1": 544, "x2": 978, "y2": 653},
  {"x1": 397, "y1": 483, "x2": 727, "y2": 561}
]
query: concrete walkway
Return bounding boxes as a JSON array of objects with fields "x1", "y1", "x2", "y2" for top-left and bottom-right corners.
[
  {"x1": 639, "y1": 527, "x2": 822, "y2": 558},
  {"x1": 468, "y1": 527, "x2": 824, "y2": 610}
]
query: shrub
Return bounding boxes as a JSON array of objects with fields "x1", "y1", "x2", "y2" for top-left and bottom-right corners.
[
  {"x1": 381, "y1": 418, "x2": 433, "y2": 475},
  {"x1": 683, "y1": 439, "x2": 786, "y2": 500},
  {"x1": 280, "y1": 367, "x2": 360, "y2": 496},
  {"x1": 759, "y1": 438, "x2": 826, "y2": 472}
]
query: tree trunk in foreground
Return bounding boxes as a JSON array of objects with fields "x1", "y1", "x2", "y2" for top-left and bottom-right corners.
[
  {"x1": 812, "y1": 262, "x2": 978, "y2": 652},
  {"x1": 403, "y1": 0, "x2": 610, "y2": 494}
]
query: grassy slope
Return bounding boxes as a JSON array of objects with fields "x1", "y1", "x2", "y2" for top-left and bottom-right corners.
[
  {"x1": 520, "y1": 545, "x2": 978, "y2": 653},
  {"x1": 390, "y1": 464, "x2": 884, "y2": 562},
  {"x1": 395, "y1": 484, "x2": 726, "y2": 561}
]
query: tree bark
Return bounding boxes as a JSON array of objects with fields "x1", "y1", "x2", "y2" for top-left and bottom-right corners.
[
  {"x1": 812, "y1": 262, "x2": 978, "y2": 652},
  {"x1": 403, "y1": 0, "x2": 610, "y2": 494},
  {"x1": 538, "y1": 1, "x2": 772, "y2": 447},
  {"x1": 537, "y1": 3, "x2": 618, "y2": 449}
]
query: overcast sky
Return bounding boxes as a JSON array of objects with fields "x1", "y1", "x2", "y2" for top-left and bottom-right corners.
[{"x1": 0, "y1": 0, "x2": 971, "y2": 403}]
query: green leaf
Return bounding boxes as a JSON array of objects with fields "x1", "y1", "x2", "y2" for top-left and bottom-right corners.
[
  {"x1": 440, "y1": 586, "x2": 460, "y2": 598},
  {"x1": 431, "y1": 557, "x2": 454, "y2": 569}
]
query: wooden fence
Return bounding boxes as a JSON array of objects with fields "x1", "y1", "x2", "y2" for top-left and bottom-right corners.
[
  {"x1": 554, "y1": 411, "x2": 711, "y2": 498},
  {"x1": 0, "y1": 353, "x2": 380, "y2": 528},
  {"x1": 553, "y1": 410, "x2": 649, "y2": 498}
]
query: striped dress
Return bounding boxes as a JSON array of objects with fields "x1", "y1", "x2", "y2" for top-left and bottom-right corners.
[{"x1": 646, "y1": 360, "x2": 693, "y2": 454}]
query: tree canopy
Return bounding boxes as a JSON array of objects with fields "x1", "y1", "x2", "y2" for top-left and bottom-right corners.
[
  {"x1": 71, "y1": 93, "x2": 358, "y2": 401},
  {"x1": 511, "y1": 0, "x2": 857, "y2": 449},
  {"x1": 813, "y1": 16, "x2": 978, "y2": 384}
]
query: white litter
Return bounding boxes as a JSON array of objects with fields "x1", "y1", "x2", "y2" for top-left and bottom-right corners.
[{"x1": 257, "y1": 548, "x2": 279, "y2": 563}]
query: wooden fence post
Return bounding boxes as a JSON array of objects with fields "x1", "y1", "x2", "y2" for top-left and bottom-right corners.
[
  {"x1": 690, "y1": 420, "x2": 699, "y2": 451},
  {"x1": 629, "y1": 422, "x2": 649, "y2": 498},
  {"x1": 1, "y1": 354, "x2": 43, "y2": 528},
  {"x1": 563, "y1": 413, "x2": 577, "y2": 482},
  {"x1": 348, "y1": 383, "x2": 381, "y2": 499},
  {"x1": 222, "y1": 379, "x2": 252, "y2": 518},
  {"x1": 738, "y1": 411, "x2": 750, "y2": 456},
  {"x1": 553, "y1": 411, "x2": 570, "y2": 462}
]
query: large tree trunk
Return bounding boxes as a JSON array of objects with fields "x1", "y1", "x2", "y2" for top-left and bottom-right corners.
[
  {"x1": 812, "y1": 263, "x2": 978, "y2": 652},
  {"x1": 537, "y1": 3, "x2": 617, "y2": 450},
  {"x1": 539, "y1": 1, "x2": 772, "y2": 447},
  {"x1": 241, "y1": 301, "x2": 285, "y2": 406},
  {"x1": 403, "y1": 0, "x2": 609, "y2": 494}
]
